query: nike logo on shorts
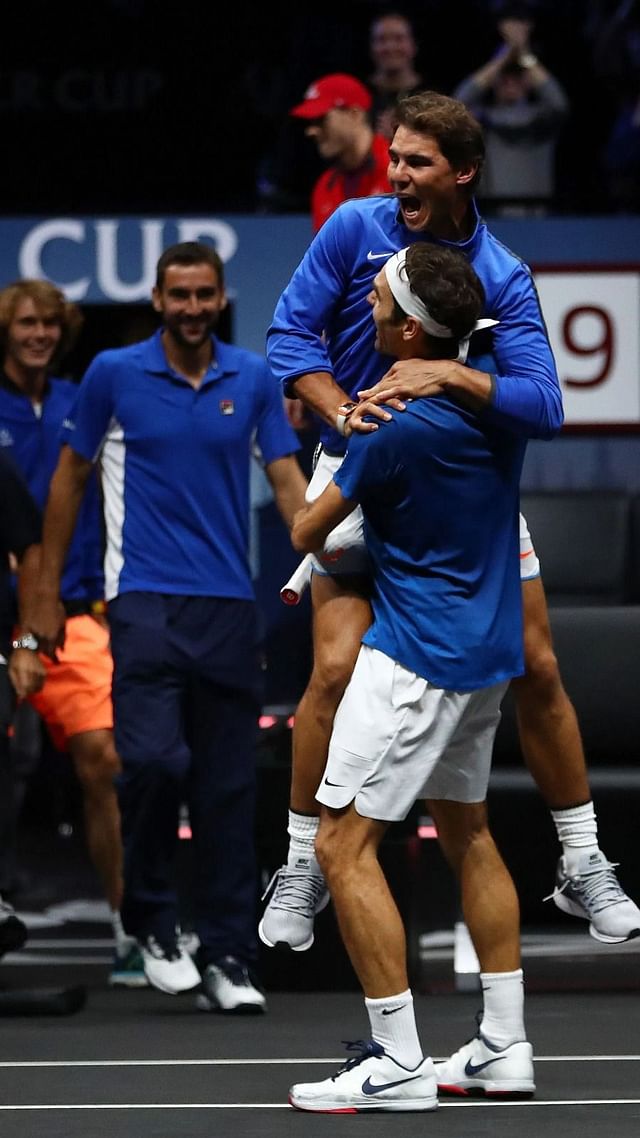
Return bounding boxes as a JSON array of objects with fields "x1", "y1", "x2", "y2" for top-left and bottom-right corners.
[
  {"x1": 323, "y1": 776, "x2": 346, "y2": 787},
  {"x1": 367, "y1": 250, "x2": 395, "y2": 261},
  {"x1": 361, "y1": 1073, "x2": 422, "y2": 1095}
]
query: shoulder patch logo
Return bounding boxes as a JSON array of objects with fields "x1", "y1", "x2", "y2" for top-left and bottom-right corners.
[{"x1": 219, "y1": 400, "x2": 235, "y2": 415}]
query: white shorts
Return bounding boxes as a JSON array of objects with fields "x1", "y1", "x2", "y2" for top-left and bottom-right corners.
[
  {"x1": 316, "y1": 645, "x2": 508, "y2": 823},
  {"x1": 309, "y1": 449, "x2": 540, "y2": 581},
  {"x1": 306, "y1": 450, "x2": 370, "y2": 575}
]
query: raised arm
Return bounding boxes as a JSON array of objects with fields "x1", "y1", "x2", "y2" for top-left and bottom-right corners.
[{"x1": 358, "y1": 261, "x2": 564, "y2": 439}]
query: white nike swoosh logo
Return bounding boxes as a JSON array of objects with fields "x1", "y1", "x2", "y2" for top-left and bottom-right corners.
[{"x1": 367, "y1": 250, "x2": 395, "y2": 261}]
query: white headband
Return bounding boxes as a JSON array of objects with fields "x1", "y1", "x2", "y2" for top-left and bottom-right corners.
[{"x1": 383, "y1": 247, "x2": 498, "y2": 363}]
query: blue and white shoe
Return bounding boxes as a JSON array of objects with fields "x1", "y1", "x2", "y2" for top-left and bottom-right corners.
[
  {"x1": 436, "y1": 1030, "x2": 535, "y2": 1098},
  {"x1": 289, "y1": 1039, "x2": 437, "y2": 1113}
]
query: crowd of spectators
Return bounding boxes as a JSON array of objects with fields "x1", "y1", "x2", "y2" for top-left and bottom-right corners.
[
  {"x1": 254, "y1": 0, "x2": 640, "y2": 218},
  {"x1": 1, "y1": 0, "x2": 638, "y2": 217}
]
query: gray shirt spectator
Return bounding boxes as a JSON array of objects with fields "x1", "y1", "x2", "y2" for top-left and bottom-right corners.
[{"x1": 454, "y1": 11, "x2": 569, "y2": 213}]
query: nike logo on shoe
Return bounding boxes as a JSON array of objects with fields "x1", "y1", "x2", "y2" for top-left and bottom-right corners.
[
  {"x1": 381, "y1": 1004, "x2": 407, "y2": 1016},
  {"x1": 361, "y1": 1073, "x2": 422, "y2": 1095},
  {"x1": 464, "y1": 1055, "x2": 507, "y2": 1077},
  {"x1": 367, "y1": 250, "x2": 395, "y2": 261}
]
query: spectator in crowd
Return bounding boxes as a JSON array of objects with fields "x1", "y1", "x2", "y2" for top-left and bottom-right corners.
[
  {"x1": 27, "y1": 242, "x2": 308, "y2": 1012},
  {"x1": 0, "y1": 451, "x2": 43, "y2": 960},
  {"x1": 290, "y1": 73, "x2": 391, "y2": 232},
  {"x1": 0, "y1": 281, "x2": 137, "y2": 987},
  {"x1": 453, "y1": 4, "x2": 569, "y2": 214},
  {"x1": 367, "y1": 10, "x2": 424, "y2": 140}
]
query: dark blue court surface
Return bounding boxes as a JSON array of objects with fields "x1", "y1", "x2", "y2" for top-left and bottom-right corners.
[{"x1": 1, "y1": 909, "x2": 639, "y2": 1138}]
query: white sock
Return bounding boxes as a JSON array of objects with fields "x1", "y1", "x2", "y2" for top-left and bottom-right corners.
[
  {"x1": 551, "y1": 802, "x2": 599, "y2": 875},
  {"x1": 365, "y1": 989, "x2": 423, "y2": 1068},
  {"x1": 287, "y1": 810, "x2": 322, "y2": 875},
  {"x1": 480, "y1": 969, "x2": 526, "y2": 1049}
]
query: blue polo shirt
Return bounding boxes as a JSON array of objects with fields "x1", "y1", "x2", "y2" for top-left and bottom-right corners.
[
  {"x1": 63, "y1": 331, "x2": 299, "y2": 601},
  {"x1": 0, "y1": 374, "x2": 104, "y2": 602},
  {"x1": 334, "y1": 396, "x2": 524, "y2": 691}
]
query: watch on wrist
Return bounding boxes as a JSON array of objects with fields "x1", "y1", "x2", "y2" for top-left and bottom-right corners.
[
  {"x1": 335, "y1": 401, "x2": 359, "y2": 436},
  {"x1": 519, "y1": 52, "x2": 538, "y2": 69},
  {"x1": 12, "y1": 632, "x2": 39, "y2": 652}
]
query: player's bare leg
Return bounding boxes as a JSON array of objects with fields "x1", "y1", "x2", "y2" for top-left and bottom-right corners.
[
  {"x1": 259, "y1": 573, "x2": 371, "y2": 950},
  {"x1": 515, "y1": 577, "x2": 640, "y2": 943}
]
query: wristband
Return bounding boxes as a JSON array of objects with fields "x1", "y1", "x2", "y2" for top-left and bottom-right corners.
[{"x1": 90, "y1": 600, "x2": 107, "y2": 616}]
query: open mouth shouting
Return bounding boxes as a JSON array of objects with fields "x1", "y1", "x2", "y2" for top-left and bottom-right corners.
[{"x1": 396, "y1": 194, "x2": 428, "y2": 230}]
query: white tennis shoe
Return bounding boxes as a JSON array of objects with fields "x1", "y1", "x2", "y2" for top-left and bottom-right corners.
[
  {"x1": 289, "y1": 1039, "x2": 438, "y2": 1113},
  {"x1": 436, "y1": 1032, "x2": 535, "y2": 1097}
]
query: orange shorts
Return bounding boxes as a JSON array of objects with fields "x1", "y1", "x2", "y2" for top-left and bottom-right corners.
[{"x1": 28, "y1": 614, "x2": 114, "y2": 752}]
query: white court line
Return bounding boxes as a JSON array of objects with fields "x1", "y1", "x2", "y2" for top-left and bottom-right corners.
[
  {"x1": 0, "y1": 1054, "x2": 639, "y2": 1068},
  {"x1": 1, "y1": 1099, "x2": 640, "y2": 1111}
]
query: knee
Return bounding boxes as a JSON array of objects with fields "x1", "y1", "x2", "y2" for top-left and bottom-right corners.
[
  {"x1": 520, "y1": 638, "x2": 563, "y2": 699},
  {"x1": 74, "y1": 737, "x2": 121, "y2": 794},
  {"x1": 307, "y1": 655, "x2": 353, "y2": 712}
]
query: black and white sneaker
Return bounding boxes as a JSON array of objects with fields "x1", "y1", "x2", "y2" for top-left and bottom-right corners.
[
  {"x1": 0, "y1": 896, "x2": 27, "y2": 958},
  {"x1": 140, "y1": 933, "x2": 200, "y2": 994},
  {"x1": 196, "y1": 955, "x2": 266, "y2": 1014}
]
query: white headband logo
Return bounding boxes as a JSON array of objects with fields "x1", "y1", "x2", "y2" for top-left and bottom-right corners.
[{"x1": 382, "y1": 247, "x2": 498, "y2": 363}]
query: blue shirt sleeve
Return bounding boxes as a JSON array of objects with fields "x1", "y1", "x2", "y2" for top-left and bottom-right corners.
[
  {"x1": 266, "y1": 207, "x2": 352, "y2": 393},
  {"x1": 333, "y1": 426, "x2": 397, "y2": 503},
  {"x1": 481, "y1": 261, "x2": 564, "y2": 439},
  {"x1": 61, "y1": 353, "x2": 116, "y2": 460}
]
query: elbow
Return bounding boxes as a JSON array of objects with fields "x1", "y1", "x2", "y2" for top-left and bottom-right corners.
[{"x1": 538, "y1": 399, "x2": 565, "y2": 440}]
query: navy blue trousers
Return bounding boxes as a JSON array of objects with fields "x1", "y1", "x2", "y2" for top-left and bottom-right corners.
[{"x1": 108, "y1": 593, "x2": 263, "y2": 967}]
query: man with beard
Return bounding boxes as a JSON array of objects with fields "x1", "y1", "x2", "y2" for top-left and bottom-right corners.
[{"x1": 26, "y1": 242, "x2": 308, "y2": 1011}]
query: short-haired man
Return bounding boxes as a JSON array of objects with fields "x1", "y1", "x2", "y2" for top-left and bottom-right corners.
[
  {"x1": 27, "y1": 242, "x2": 308, "y2": 1011},
  {"x1": 290, "y1": 73, "x2": 391, "y2": 231},
  {"x1": 0, "y1": 280, "x2": 132, "y2": 985},
  {"x1": 287, "y1": 243, "x2": 533, "y2": 1112},
  {"x1": 263, "y1": 90, "x2": 640, "y2": 955}
]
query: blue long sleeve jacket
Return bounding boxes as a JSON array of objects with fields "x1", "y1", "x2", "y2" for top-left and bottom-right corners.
[{"x1": 267, "y1": 195, "x2": 564, "y2": 453}]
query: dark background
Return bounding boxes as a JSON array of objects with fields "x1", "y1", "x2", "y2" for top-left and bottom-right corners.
[{"x1": 1, "y1": 0, "x2": 630, "y2": 217}]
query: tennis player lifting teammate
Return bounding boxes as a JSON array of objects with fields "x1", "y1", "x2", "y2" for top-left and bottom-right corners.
[
  {"x1": 262, "y1": 91, "x2": 640, "y2": 954},
  {"x1": 287, "y1": 242, "x2": 533, "y2": 1112}
]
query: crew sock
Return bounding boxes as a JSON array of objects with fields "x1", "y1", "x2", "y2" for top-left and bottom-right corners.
[
  {"x1": 287, "y1": 810, "x2": 322, "y2": 875},
  {"x1": 480, "y1": 968, "x2": 525, "y2": 1049},
  {"x1": 365, "y1": 989, "x2": 424, "y2": 1069},
  {"x1": 551, "y1": 802, "x2": 599, "y2": 876}
]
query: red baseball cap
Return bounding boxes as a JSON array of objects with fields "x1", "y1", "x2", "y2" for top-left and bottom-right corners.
[{"x1": 290, "y1": 73, "x2": 372, "y2": 119}]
